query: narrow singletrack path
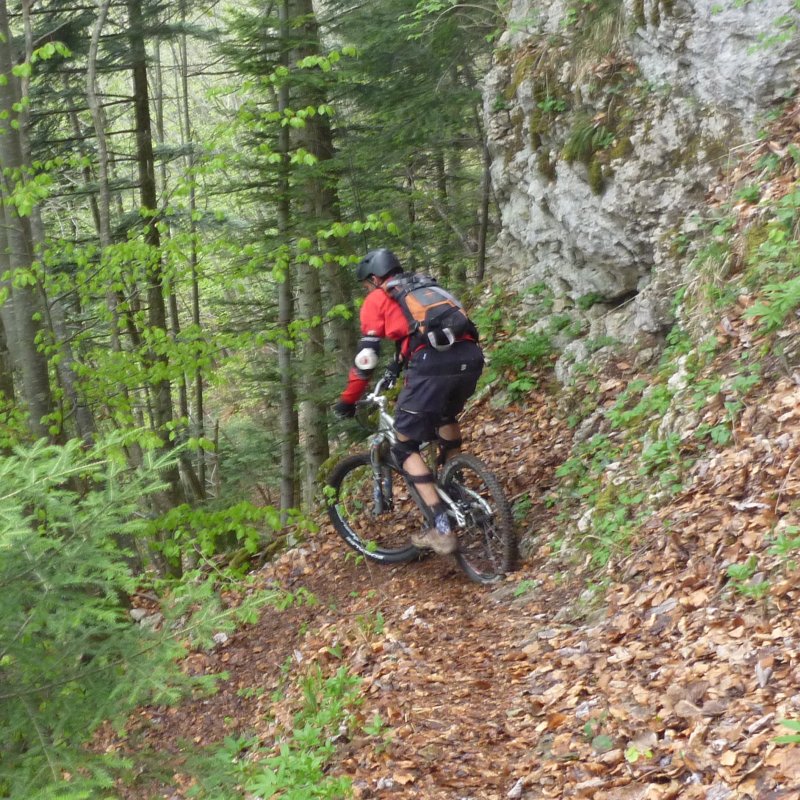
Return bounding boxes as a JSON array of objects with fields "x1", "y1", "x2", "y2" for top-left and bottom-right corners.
[{"x1": 107, "y1": 374, "x2": 800, "y2": 799}]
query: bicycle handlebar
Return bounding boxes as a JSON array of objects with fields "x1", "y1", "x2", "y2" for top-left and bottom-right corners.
[{"x1": 354, "y1": 375, "x2": 396, "y2": 434}]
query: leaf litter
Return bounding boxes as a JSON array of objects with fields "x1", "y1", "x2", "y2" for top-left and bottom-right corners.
[
  {"x1": 99, "y1": 100, "x2": 800, "y2": 800},
  {"x1": 99, "y1": 354, "x2": 800, "y2": 798}
]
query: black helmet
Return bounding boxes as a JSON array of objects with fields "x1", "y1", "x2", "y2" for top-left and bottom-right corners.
[{"x1": 356, "y1": 249, "x2": 402, "y2": 281}]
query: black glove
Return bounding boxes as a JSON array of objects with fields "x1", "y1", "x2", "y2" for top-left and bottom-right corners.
[
  {"x1": 333, "y1": 399, "x2": 356, "y2": 419},
  {"x1": 382, "y1": 361, "x2": 403, "y2": 389}
]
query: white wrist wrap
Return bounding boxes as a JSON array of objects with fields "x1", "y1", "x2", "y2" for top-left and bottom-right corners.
[{"x1": 355, "y1": 348, "x2": 379, "y2": 370}]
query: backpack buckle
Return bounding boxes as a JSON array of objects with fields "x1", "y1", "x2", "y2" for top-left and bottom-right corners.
[{"x1": 427, "y1": 327, "x2": 456, "y2": 351}]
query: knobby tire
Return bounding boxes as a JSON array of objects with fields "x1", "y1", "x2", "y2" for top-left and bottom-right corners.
[
  {"x1": 440, "y1": 452, "x2": 517, "y2": 584},
  {"x1": 326, "y1": 452, "x2": 421, "y2": 564}
]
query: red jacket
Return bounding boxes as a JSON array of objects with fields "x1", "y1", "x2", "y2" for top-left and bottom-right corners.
[{"x1": 340, "y1": 288, "x2": 409, "y2": 404}]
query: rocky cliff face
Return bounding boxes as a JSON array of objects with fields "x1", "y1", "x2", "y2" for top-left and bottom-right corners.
[{"x1": 483, "y1": 0, "x2": 800, "y2": 368}]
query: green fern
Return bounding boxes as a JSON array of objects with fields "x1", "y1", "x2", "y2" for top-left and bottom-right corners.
[
  {"x1": 563, "y1": 118, "x2": 616, "y2": 165},
  {"x1": 744, "y1": 275, "x2": 800, "y2": 331}
]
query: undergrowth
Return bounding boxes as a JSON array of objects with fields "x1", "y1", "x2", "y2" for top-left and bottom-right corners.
[
  {"x1": 544, "y1": 115, "x2": 800, "y2": 576},
  {"x1": 181, "y1": 665, "x2": 364, "y2": 799},
  {"x1": 473, "y1": 285, "x2": 554, "y2": 402}
]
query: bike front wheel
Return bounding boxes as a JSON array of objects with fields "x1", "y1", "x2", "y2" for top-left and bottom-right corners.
[
  {"x1": 326, "y1": 453, "x2": 422, "y2": 564},
  {"x1": 440, "y1": 453, "x2": 517, "y2": 584}
]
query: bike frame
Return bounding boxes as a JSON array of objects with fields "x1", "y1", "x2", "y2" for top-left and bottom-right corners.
[{"x1": 360, "y1": 379, "x2": 480, "y2": 529}]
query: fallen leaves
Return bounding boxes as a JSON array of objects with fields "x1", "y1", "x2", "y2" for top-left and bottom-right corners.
[{"x1": 93, "y1": 290, "x2": 800, "y2": 800}]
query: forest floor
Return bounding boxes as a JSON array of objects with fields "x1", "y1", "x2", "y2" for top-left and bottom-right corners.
[
  {"x1": 94, "y1": 91, "x2": 800, "y2": 800},
  {"x1": 103, "y1": 344, "x2": 800, "y2": 799}
]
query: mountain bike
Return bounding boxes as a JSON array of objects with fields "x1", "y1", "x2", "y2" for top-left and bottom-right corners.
[{"x1": 326, "y1": 378, "x2": 517, "y2": 584}]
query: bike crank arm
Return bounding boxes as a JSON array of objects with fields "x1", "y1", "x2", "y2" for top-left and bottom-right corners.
[{"x1": 437, "y1": 484, "x2": 493, "y2": 527}]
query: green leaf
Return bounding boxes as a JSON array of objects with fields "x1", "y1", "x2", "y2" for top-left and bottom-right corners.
[{"x1": 592, "y1": 734, "x2": 614, "y2": 753}]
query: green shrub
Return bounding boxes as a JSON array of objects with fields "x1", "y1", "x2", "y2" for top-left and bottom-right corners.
[
  {"x1": 186, "y1": 665, "x2": 360, "y2": 799},
  {"x1": 0, "y1": 436, "x2": 187, "y2": 799},
  {"x1": 482, "y1": 332, "x2": 553, "y2": 388}
]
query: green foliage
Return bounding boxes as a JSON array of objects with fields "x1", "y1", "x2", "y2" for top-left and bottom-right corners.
[
  {"x1": 769, "y1": 525, "x2": 800, "y2": 569},
  {"x1": 734, "y1": 184, "x2": 761, "y2": 204},
  {"x1": 537, "y1": 95, "x2": 567, "y2": 114},
  {"x1": 562, "y1": 0, "x2": 623, "y2": 39},
  {"x1": 726, "y1": 555, "x2": 769, "y2": 599},
  {"x1": 507, "y1": 375, "x2": 537, "y2": 401},
  {"x1": 491, "y1": 333, "x2": 553, "y2": 373},
  {"x1": 482, "y1": 332, "x2": 553, "y2": 397},
  {"x1": 0, "y1": 434, "x2": 288, "y2": 797},
  {"x1": 512, "y1": 578, "x2": 539, "y2": 597},
  {"x1": 577, "y1": 292, "x2": 605, "y2": 310},
  {"x1": 186, "y1": 666, "x2": 360, "y2": 799},
  {"x1": 624, "y1": 745, "x2": 653, "y2": 763},
  {"x1": 212, "y1": 415, "x2": 282, "y2": 498},
  {"x1": 640, "y1": 433, "x2": 680, "y2": 475},
  {"x1": 512, "y1": 492, "x2": 532, "y2": 522},
  {"x1": 695, "y1": 421, "x2": 733, "y2": 446},
  {"x1": 607, "y1": 381, "x2": 673, "y2": 430},
  {"x1": 0, "y1": 436, "x2": 187, "y2": 798},
  {"x1": 150, "y1": 499, "x2": 302, "y2": 563},
  {"x1": 363, "y1": 711, "x2": 391, "y2": 746},
  {"x1": 740, "y1": 188, "x2": 800, "y2": 333},
  {"x1": 0, "y1": 392, "x2": 29, "y2": 450},
  {"x1": 553, "y1": 355, "x2": 698, "y2": 566},
  {"x1": 355, "y1": 609, "x2": 385, "y2": 638},
  {"x1": 588, "y1": 158, "x2": 604, "y2": 194},
  {"x1": 469, "y1": 286, "x2": 554, "y2": 400},
  {"x1": 563, "y1": 118, "x2": 616, "y2": 165},
  {"x1": 556, "y1": 434, "x2": 617, "y2": 487},
  {"x1": 774, "y1": 719, "x2": 800, "y2": 745},
  {"x1": 583, "y1": 495, "x2": 648, "y2": 567},
  {"x1": 744, "y1": 275, "x2": 800, "y2": 331}
]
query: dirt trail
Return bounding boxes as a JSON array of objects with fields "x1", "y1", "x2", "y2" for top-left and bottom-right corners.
[{"x1": 113, "y1": 370, "x2": 800, "y2": 799}]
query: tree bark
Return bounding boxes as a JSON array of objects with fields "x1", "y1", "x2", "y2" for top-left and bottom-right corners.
[
  {"x1": 127, "y1": 0, "x2": 185, "y2": 573},
  {"x1": 474, "y1": 104, "x2": 492, "y2": 283},
  {"x1": 290, "y1": 0, "x2": 337, "y2": 503},
  {"x1": 19, "y1": 0, "x2": 96, "y2": 443},
  {"x1": 0, "y1": 0, "x2": 54, "y2": 438},
  {"x1": 179, "y1": 2, "x2": 207, "y2": 495},
  {"x1": 277, "y1": 0, "x2": 298, "y2": 514},
  {"x1": 0, "y1": 312, "x2": 14, "y2": 404}
]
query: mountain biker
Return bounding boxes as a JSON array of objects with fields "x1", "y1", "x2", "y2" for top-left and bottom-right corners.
[{"x1": 333, "y1": 248, "x2": 484, "y2": 556}]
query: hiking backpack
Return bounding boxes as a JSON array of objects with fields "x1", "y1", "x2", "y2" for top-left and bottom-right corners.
[{"x1": 384, "y1": 273, "x2": 478, "y2": 351}]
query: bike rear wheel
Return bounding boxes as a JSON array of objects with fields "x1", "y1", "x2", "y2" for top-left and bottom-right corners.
[
  {"x1": 440, "y1": 453, "x2": 516, "y2": 584},
  {"x1": 326, "y1": 453, "x2": 422, "y2": 563}
]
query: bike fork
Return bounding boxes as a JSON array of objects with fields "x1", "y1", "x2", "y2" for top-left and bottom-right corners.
[{"x1": 370, "y1": 439, "x2": 393, "y2": 514}]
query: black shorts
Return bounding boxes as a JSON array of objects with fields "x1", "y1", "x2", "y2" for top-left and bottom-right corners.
[{"x1": 394, "y1": 340, "x2": 484, "y2": 442}]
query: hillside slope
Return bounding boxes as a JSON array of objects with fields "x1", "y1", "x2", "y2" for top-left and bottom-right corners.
[
  {"x1": 108, "y1": 357, "x2": 800, "y2": 799},
  {"x1": 105, "y1": 101, "x2": 800, "y2": 800}
]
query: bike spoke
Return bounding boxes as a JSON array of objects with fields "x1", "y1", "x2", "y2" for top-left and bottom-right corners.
[
  {"x1": 327, "y1": 453, "x2": 422, "y2": 564},
  {"x1": 440, "y1": 453, "x2": 516, "y2": 584}
]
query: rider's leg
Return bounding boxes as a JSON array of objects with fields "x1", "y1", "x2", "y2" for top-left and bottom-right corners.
[
  {"x1": 392, "y1": 433, "x2": 456, "y2": 555},
  {"x1": 392, "y1": 432, "x2": 440, "y2": 509},
  {"x1": 436, "y1": 422, "x2": 462, "y2": 467}
]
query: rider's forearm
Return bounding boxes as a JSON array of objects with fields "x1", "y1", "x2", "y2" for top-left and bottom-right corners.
[{"x1": 340, "y1": 368, "x2": 369, "y2": 404}]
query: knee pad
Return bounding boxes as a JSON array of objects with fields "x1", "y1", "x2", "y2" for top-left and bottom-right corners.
[{"x1": 391, "y1": 438, "x2": 420, "y2": 469}]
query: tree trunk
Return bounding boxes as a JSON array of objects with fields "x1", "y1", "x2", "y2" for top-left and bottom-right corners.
[
  {"x1": 474, "y1": 104, "x2": 492, "y2": 283},
  {"x1": 179, "y1": 2, "x2": 207, "y2": 495},
  {"x1": 277, "y1": 0, "x2": 298, "y2": 514},
  {"x1": 18, "y1": 0, "x2": 95, "y2": 443},
  {"x1": 0, "y1": 0, "x2": 53, "y2": 438},
  {"x1": 127, "y1": 0, "x2": 185, "y2": 573},
  {"x1": 296, "y1": 262, "x2": 328, "y2": 506},
  {"x1": 0, "y1": 296, "x2": 16, "y2": 403},
  {"x1": 291, "y1": 0, "x2": 335, "y2": 503},
  {"x1": 435, "y1": 150, "x2": 450, "y2": 282}
]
